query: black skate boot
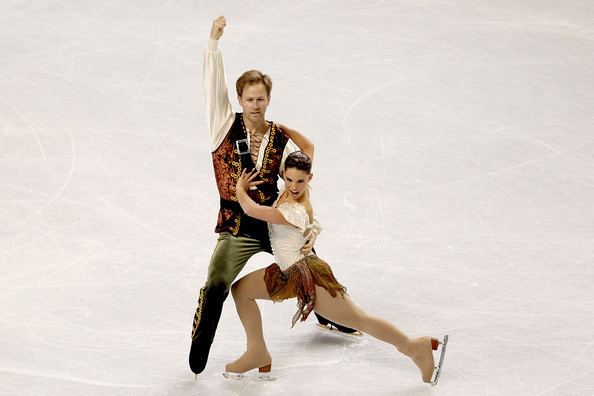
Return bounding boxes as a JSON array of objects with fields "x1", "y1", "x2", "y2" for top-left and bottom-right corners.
[
  {"x1": 315, "y1": 312, "x2": 362, "y2": 336},
  {"x1": 189, "y1": 285, "x2": 226, "y2": 375}
]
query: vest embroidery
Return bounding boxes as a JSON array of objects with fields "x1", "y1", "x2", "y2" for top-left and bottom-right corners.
[{"x1": 212, "y1": 113, "x2": 288, "y2": 237}]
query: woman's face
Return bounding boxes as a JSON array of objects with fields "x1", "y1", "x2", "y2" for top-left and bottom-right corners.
[{"x1": 283, "y1": 167, "x2": 312, "y2": 201}]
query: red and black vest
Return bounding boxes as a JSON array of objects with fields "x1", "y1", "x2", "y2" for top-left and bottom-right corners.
[{"x1": 212, "y1": 112, "x2": 289, "y2": 240}]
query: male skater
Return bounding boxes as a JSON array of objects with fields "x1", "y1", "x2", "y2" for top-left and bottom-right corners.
[{"x1": 190, "y1": 16, "x2": 356, "y2": 375}]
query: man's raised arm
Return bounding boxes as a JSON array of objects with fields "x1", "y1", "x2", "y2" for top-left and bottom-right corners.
[{"x1": 203, "y1": 16, "x2": 234, "y2": 152}]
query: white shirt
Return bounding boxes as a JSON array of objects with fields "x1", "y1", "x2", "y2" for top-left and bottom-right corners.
[
  {"x1": 203, "y1": 39, "x2": 297, "y2": 170},
  {"x1": 204, "y1": 40, "x2": 322, "y2": 240}
]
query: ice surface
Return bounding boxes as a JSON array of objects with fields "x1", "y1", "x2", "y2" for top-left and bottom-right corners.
[{"x1": 1, "y1": 1, "x2": 594, "y2": 395}]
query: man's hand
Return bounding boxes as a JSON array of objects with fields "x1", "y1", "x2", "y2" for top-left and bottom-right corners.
[
  {"x1": 301, "y1": 229, "x2": 317, "y2": 255},
  {"x1": 210, "y1": 16, "x2": 226, "y2": 40}
]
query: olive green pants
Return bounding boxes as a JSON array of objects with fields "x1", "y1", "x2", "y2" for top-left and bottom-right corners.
[
  {"x1": 190, "y1": 232, "x2": 271, "y2": 373},
  {"x1": 204, "y1": 232, "x2": 272, "y2": 293}
]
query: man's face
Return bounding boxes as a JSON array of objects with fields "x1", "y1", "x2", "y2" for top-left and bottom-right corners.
[{"x1": 238, "y1": 82, "x2": 269, "y2": 125}]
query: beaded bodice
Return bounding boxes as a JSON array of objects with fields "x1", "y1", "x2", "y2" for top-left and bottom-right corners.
[{"x1": 269, "y1": 201, "x2": 316, "y2": 270}]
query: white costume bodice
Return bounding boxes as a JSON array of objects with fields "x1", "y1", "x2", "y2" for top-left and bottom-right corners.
[{"x1": 269, "y1": 201, "x2": 315, "y2": 270}]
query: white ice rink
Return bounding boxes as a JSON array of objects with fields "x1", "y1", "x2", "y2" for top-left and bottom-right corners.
[{"x1": 2, "y1": 1, "x2": 594, "y2": 395}]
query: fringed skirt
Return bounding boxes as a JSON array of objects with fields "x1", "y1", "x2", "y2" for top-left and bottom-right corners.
[{"x1": 264, "y1": 254, "x2": 347, "y2": 328}]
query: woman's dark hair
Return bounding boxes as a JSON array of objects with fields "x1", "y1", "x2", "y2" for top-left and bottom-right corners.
[{"x1": 284, "y1": 151, "x2": 312, "y2": 173}]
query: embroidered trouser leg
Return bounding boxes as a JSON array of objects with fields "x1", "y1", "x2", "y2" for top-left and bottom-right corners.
[{"x1": 189, "y1": 232, "x2": 269, "y2": 374}]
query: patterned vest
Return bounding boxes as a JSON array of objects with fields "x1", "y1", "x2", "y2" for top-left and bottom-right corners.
[{"x1": 212, "y1": 112, "x2": 289, "y2": 239}]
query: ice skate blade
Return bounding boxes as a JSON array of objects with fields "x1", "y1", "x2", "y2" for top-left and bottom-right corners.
[
  {"x1": 222, "y1": 371, "x2": 276, "y2": 381},
  {"x1": 430, "y1": 334, "x2": 449, "y2": 386},
  {"x1": 316, "y1": 323, "x2": 363, "y2": 337}
]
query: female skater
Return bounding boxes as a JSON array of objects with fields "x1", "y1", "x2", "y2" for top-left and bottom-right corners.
[{"x1": 225, "y1": 151, "x2": 448, "y2": 385}]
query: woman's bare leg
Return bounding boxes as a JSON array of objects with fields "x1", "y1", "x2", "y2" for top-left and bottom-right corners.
[
  {"x1": 313, "y1": 286, "x2": 435, "y2": 382},
  {"x1": 225, "y1": 268, "x2": 272, "y2": 373}
]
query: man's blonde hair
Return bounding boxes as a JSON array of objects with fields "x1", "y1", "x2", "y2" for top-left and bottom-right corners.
[{"x1": 236, "y1": 70, "x2": 272, "y2": 97}]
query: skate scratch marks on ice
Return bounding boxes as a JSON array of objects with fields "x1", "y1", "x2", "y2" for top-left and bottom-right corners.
[{"x1": 0, "y1": 367, "x2": 168, "y2": 388}]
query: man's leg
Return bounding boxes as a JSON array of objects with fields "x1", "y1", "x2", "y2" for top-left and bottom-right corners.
[{"x1": 189, "y1": 233, "x2": 265, "y2": 374}]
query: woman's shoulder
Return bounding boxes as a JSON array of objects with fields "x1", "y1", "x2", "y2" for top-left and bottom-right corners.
[
  {"x1": 277, "y1": 200, "x2": 307, "y2": 214},
  {"x1": 277, "y1": 201, "x2": 310, "y2": 228}
]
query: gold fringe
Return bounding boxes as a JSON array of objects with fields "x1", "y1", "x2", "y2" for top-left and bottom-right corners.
[{"x1": 264, "y1": 255, "x2": 347, "y2": 327}]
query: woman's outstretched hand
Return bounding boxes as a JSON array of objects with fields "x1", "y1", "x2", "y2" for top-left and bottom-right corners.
[{"x1": 236, "y1": 169, "x2": 264, "y2": 193}]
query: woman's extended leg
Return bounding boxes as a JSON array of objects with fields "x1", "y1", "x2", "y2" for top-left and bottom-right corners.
[
  {"x1": 313, "y1": 286, "x2": 436, "y2": 383},
  {"x1": 225, "y1": 268, "x2": 272, "y2": 373}
]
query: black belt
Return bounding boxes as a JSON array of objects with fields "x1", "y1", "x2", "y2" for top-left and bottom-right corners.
[{"x1": 220, "y1": 198, "x2": 242, "y2": 212}]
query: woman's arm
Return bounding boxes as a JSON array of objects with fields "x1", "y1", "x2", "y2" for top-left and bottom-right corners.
[{"x1": 236, "y1": 169, "x2": 291, "y2": 225}]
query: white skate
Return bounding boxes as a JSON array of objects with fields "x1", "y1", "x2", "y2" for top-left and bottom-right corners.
[{"x1": 222, "y1": 364, "x2": 276, "y2": 381}]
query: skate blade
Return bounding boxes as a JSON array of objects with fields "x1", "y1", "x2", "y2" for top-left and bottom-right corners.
[
  {"x1": 316, "y1": 323, "x2": 364, "y2": 337},
  {"x1": 430, "y1": 334, "x2": 449, "y2": 386},
  {"x1": 222, "y1": 371, "x2": 276, "y2": 382}
]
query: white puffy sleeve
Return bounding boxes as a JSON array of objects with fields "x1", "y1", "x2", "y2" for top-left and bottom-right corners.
[
  {"x1": 203, "y1": 39, "x2": 235, "y2": 152},
  {"x1": 308, "y1": 217, "x2": 322, "y2": 235},
  {"x1": 277, "y1": 203, "x2": 309, "y2": 231}
]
